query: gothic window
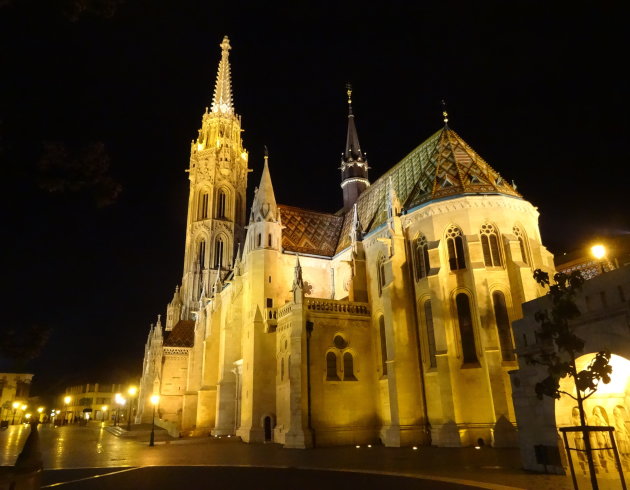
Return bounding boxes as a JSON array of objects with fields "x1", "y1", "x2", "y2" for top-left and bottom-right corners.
[
  {"x1": 214, "y1": 237, "x2": 224, "y2": 268},
  {"x1": 413, "y1": 234, "x2": 431, "y2": 280},
  {"x1": 480, "y1": 223, "x2": 503, "y2": 267},
  {"x1": 326, "y1": 352, "x2": 339, "y2": 380},
  {"x1": 199, "y1": 192, "x2": 209, "y2": 220},
  {"x1": 513, "y1": 226, "x2": 530, "y2": 265},
  {"x1": 492, "y1": 291, "x2": 515, "y2": 361},
  {"x1": 216, "y1": 189, "x2": 227, "y2": 219},
  {"x1": 379, "y1": 315, "x2": 388, "y2": 376},
  {"x1": 198, "y1": 240, "x2": 206, "y2": 269},
  {"x1": 343, "y1": 352, "x2": 357, "y2": 381},
  {"x1": 280, "y1": 357, "x2": 284, "y2": 381},
  {"x1": 446, "y1": 226, "x2": 466, "y2": 271},
  {"x1": 377, "y1": 254, "x2": 386, "y2": 295},
  {"x1": 257, "y1": 234, "x2": 262, "y2": 247},
  {"x1": 423, "y1": 300, "x2": 437, "y2": 368},
  {"x1": 268, "y1": 234, "x2": 272, "y2": 247},
  {"x1": 455, "y1": 293, "x2": 478, "y2": 364}
]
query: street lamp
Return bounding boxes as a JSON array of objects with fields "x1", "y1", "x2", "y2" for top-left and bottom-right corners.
[
  {"x1": 11, "y1": 402, "x2": 19, "y2": 425},
  {"x1": 20, "y1": 405, "x2": 27, "y2": 424},
  {"x1": 24, "y1": 413, "x2": 31, "y2": 424},
  {"x1": 64, "y1": 396, "x2": 72, "y2": 425},
  {"x1": 149, "y1": 394, "x2": 160, "y2": 447},
  {"x1": 114, "y1": 393, "x2": 125, "y2": 426},
  {"x1": 101, "y1": 405, "x2": 108, "y2": 425},
  {"x1": 127, "y1": 386, "x2": 137, "y2": 431},
  {"x1": 591, "y1": 244, "x2": 607, "y2": 274},
  {"x1": 37, "y1": 407, "x2": 44, "y2": 423}
]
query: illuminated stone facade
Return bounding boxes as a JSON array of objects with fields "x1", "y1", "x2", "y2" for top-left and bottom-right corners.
[{"x1": 137, "y1": 36, "x2": 556, "y2": 448}]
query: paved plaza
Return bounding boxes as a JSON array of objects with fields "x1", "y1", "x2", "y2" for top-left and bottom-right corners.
[{"x1": 0, "y1": 423, "x2": 574, "y2": 489}]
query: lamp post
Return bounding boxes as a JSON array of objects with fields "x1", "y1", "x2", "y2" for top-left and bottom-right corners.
[
  {"x1": 64, "y1": 396, "x2": 72, "y2": 425},
  {"x1": 149, "y1": 394, "x2": 160, "y2": 447},
  {"x1": 591, "y1": 244, "x2": 607, "y2": 274},
  {"x1": 101, "y1": 405, "x2": 108, "y2": 425},
  {"x1": 127, "y1": 386, "x2": 137, "y2": 431},
  {"x1": 37, "y1": 407, "x2": 44, "y2": 423},
  {"x1": 11, "y1": 402, "x2": 19, "y2": 425},
  {"x1": 20, "y1": 405, "x2": 27, "y2": 424}
]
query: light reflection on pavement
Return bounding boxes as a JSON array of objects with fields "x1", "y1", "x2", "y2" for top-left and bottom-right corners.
[{"x1": 0, "y1": 424, "x2": 574, "y2": 490}]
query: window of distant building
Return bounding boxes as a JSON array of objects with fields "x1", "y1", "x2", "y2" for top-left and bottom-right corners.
[
  {"x1": 326, "y1": 352, "x2": 339, "y2": 380},
  {"x1": 198, "y1": 239, "x2": 206, "y2": 269},
  {"x1": 214, "y1": 237, "x2": 224, "y2": 268},
  {"x1": 513, "y1": 226, "x2": 530, "y2": 265},
  {"x1": 379, "y1": 315, "x2": 388, "y2": 376},
  {"x1": 423, "y1": 300, "x2": 437, "y2": 368},
  {"x1": 414, "y1": 234, "x2": 430, "y2": 280},
  {"x1": 492, "y1": 291, "x2": 515, "y2": 362},
  {"x1": 446, "y1": 226, "x2": 466, "y2": 270},
  {"x1": 455, "y1": 293, "x2": 478, "y2": 364},
  {"x1": 199, "y1": 192, "x2": 209, "y2": 220},
  {"x1": 480, "y1": 223, "x2": 503, "y2": 267},
  {"x1": 216, "y1": 189, "x2": 227, "y2": 219}
]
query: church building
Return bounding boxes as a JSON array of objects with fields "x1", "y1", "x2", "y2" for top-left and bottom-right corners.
[{"x1": 136, "y1": 36, "x2": 555, "y2": 448}]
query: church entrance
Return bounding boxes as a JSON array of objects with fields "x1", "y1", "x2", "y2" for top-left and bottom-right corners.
[
  {"x1": 263, "y1": 416, "x2": 272, "y2": 442},
  {"x1": 555, "y1": 353, "x2": 630, "y2": 487}
]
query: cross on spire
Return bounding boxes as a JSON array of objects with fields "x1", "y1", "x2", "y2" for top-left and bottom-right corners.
[{"x1": 211, "y1": 36, "x2": 234, "y2": 114}]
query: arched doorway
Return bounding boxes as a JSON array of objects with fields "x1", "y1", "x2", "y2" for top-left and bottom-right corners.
[
  {"x1": 555, "y1": 353, "x2": 630, "y2": 481},
  {"x1": 263, "y1": 416, "x2": 272, "y2": 442}
]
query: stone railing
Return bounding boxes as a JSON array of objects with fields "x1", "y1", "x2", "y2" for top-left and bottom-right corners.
[{"x1": 305, "y1": 299, "x2": 370, "y2": 316}]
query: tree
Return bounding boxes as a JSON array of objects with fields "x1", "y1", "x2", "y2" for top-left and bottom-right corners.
[
  {"x1": 0, "y1": 325, "x2": 51, "y2": 372},
  {"x1": 525, "y1": 269, "x2": 613, "y2": 489}
]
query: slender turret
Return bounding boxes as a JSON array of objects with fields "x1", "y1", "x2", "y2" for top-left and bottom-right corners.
[{"x1": 340, "y1": 83, "x2": 369, "y2": 211}]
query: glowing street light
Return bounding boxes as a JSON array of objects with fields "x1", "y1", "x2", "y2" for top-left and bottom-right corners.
[
  {"x1": 114, "y1": 393, "x2": 125, "y2": 426},
  {"x1": 127, "y1": 386, "x2": 137, "y2": 431},
  {"x1": 149, "y1": 394, "x2": 160, "y2": 447},
  {"x1": 11, "y1": 402, "x2": 19, "y2": 425},
  {"x1": 37, "y1": 406, "x2": 44, "y2": 423},
  {"x1": 64, "y1": 396, "x2": 72, "y2": 425},
  {"x1": 591, "y1": 244, "x2": 607, "y2": 274},
  {"x1": 101, "y1": 405, "x2": 108, "y2": 425}
]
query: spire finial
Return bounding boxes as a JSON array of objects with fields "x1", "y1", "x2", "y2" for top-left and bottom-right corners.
[
  {"x1": 346, "y1": 82, "x2": 353, "y2": 115},
  {"x1": 441, "y1": 99, "x2": 449, "y2": 127},
  {"x1": 211, "y1": 35, "x2": 234, "y2": 114}
]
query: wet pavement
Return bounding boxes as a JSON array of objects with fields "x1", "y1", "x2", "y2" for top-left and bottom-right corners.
[{"x1": 0, "y1": 423, "x2": 574, "y2": 489}]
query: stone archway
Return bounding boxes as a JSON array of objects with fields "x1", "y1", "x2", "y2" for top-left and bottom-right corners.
[{"x1": 555, "y1": 353, "x2": 630, "y2": 480}]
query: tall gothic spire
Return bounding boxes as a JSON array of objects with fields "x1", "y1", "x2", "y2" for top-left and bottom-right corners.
[
  {"x1": 343, "y1": 83, "x2": 365, "y2": 162},
  {"x1": 211, "y1": 36, "x2": 234, "y2": 114},
  {"x1": 340, "y1": 83, "x2": 369, "y2": 212}
]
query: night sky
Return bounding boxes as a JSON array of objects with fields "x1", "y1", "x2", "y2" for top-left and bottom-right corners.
[{"x1": 1, "y1": 1, "x2": 628, "y2": 396}]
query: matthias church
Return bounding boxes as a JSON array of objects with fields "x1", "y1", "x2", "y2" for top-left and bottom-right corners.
[{"x1": 137, "y1": 36, "x2": 554, "y2": 448}]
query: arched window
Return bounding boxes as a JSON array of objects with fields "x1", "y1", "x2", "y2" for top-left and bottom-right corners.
[
  {"x1": 198, "y1": 240, "x2": 206, "y2": 269},
  {"x1": 379, "y1": 315, "x2": 388, "y2": 376},
  {"x1": 446, "y1": 226, "x2": 466, "y2": 270},
  {"x1": 216, "y1": 189, "x2": 227, "y2": 219},
  {"x1": 199, "y1": 192, "x2": 209, "y2": 220},
  {"x1": 268, "y1": 234, "x2": 272, "y2": 247},
  {"x1": 492, "y1": 291, "x2": 515, "y2": 361},
  {"x1": 414, "y1": 234, "x2": 430, "y2": 280},
  {"x1": 423, "y1": 300, "x2": 437, "y2": 368},
  {"x1": 280, "y1": 357, "x2": 284, "y2": 381},
  {"x1": 256, "y1": 233, "x2": 262, "y2": 248},
  {"x1": 326, "y1": 352, "x2": 339, "y2": 380},
  {"x1": 343, "y1": 352, "x2": 356, "y2": 380},
  {"x1": 377, "y1": 254, "x2": 386, "y2": 295},
  {"x1": 480, "y1": 223, "x2": 503, "y2": 267},
  {"x1": 456, "y1": 293, "x2": 477, "y2": 364},
  {"x1": 513, "y1": 226, "x2": 529, "y2": 265},
  {"x1": 214, "y1": 237, "x2": 224, "y2": 268}
]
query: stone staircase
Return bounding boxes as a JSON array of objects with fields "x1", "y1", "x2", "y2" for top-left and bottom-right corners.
[{"x1": 104, "y1": 424, "x2": 173, "y2": 442}]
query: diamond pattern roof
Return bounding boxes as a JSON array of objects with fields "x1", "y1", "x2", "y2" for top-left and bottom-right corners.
[
  {"x1": 279, "y1": 205, "x2": 344, "y2": 257},
  {"x1": 335, "y1": 127, "x2": 521, "y2": 253},
  {"x1": 164, "y1": 320, "x2": 195, "y2": 348}
]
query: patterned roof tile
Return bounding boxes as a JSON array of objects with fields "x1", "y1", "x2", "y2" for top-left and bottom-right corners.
[{"x1": 279, "y1": 205, "x2": 344, "y2": 257}]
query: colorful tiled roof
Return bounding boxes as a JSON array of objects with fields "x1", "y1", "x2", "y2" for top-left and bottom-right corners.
[
  {"x1": 335, "y1": 127, "x2": 521, "y2": 252},
  {"x1": 279, "y1": 205, "x2": 344, "y2": 257},
  {"x1": 164, "y1": 320, "x2": 195, "y2": 348}
]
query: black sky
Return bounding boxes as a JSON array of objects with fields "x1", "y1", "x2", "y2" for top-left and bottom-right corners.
[{"x1": 1, "y1": 1, "x2": 628, "y2": 395}]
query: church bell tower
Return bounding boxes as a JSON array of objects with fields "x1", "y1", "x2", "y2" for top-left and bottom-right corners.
[{"x1": 178, "y1": 36, "x2": 249, "y2": 320}]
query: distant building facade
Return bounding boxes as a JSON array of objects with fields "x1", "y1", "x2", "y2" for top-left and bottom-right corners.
[
  {"x1": 137, "y1": 36, "x2": 555, "y2": 448},
  {"x1": 0, "y1": 373, "x2": 33, "y2": 424},
  {"x1": 61, "y1": 383, "x2": 126, "y2": 423}
]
